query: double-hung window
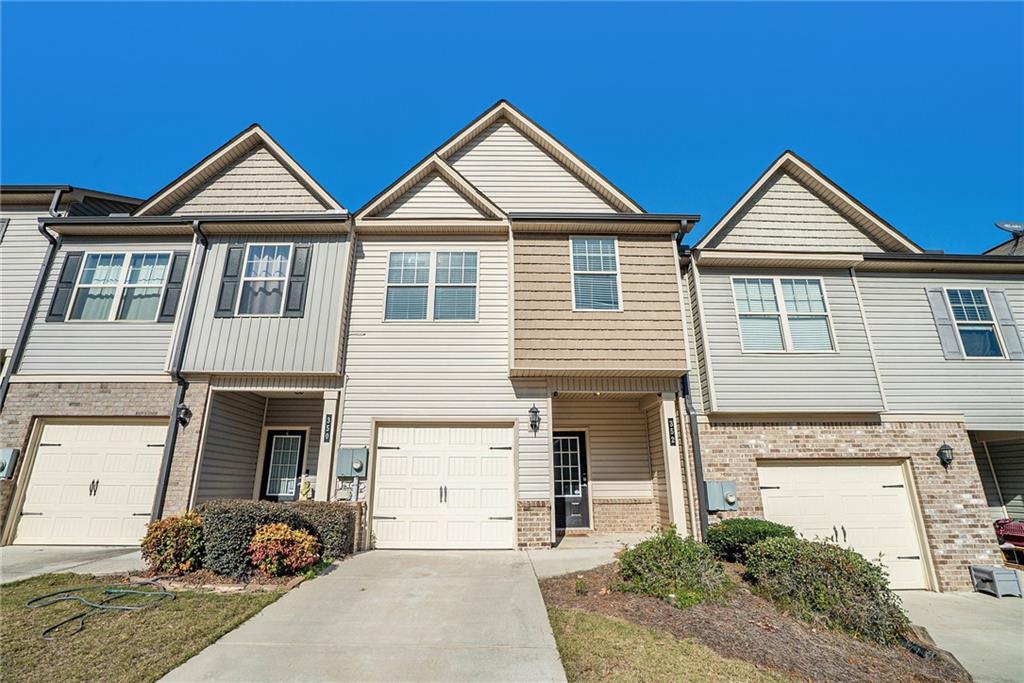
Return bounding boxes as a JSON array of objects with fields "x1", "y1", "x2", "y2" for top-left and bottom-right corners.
[
  {"x1": 69, "y1": 252, "x2": 171, "y2": 321},
  {"x1": 571, "y1": 237, "x2": 621, "y2": 311},
  {"x1": 384, "y1": 251, "x2": 478, "y2": 321},
  {"x1": 237, "y1": 244, "x2": 291, "y2": 316},
  {"x1": 732, "y1": 277, "x2": 835, "y2": 352},
  {"x1": 945, "y1": 288, "x2": 1003, "y2": 358}
]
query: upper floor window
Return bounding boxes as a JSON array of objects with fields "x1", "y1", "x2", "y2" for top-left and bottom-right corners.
[
  {"x1": 945, "y1": 288, "x2": 1003, "y2": 358},
  {"x1": 571, "y1": 237, "x2": 620, "y2": 311},
  {"x1": 385, "y1": 251, "x2": 477, "y2": 321},
  {"x1": 70, "y1": 252, "x2": 171, "y2": 321},
  {"x1": 237, "y1": 244, "x2": 291, "y2": 316},
  {"x1": 732, "y1": 277, "x2": 835, "y2": 352}
]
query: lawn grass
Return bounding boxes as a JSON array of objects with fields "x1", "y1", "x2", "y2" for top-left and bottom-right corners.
[
  {"x1": 548, "y1": 607, "x2": 788, "y2": 683},
  {"x1": 1, "y1": 573, "x2": 281, "y2": 683}
]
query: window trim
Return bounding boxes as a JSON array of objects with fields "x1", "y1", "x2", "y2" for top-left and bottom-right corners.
[
  {"x1": 381, "y1": 249, "x2": 480, "y2": 323},
  {"x1": 234, "y1": 242, "x2": 293, "y2": 318},
  {"x1": 730, "y1": 275, "x2": 838, "y2": 354},
  {"x1": 942, "y1": 287, "x2": 1006, "y2": 360},
  {"x1": 569, "y1": 235, "x2": 623, "y2": 313},
  {"x1": 66, "y1": 250, "x2": 172, "y2": 323}
]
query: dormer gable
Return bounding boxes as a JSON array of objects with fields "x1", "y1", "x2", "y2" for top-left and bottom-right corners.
[{"x1": 360, "y1": 155, "x2": 504, "y2": 221}]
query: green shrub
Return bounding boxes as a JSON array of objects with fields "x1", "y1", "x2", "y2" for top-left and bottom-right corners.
[
  {"x1": 196, "y1": 500, "x2": 313, "y2": 578},
  {"x1": 141, "y1": 511, "x2": 205, "y2": 574},
  {"x1": 745, "y1": 536, "x2": 909, "y2": 646},
  {"x1": 616, "y1": 527, "x2": 731, "y2": 608},
  {"x1": 290, "y1": 500, "x2": 359, "y2": 560},
  {"x1": 248, "y1": 523, "x2": 321, "y2": 576},
  {"x1": 706, "y1": 518, "x2": 795, "y2": 563}
]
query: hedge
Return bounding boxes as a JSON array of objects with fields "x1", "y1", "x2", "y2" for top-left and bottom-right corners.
[
  {"x1": 616, "y1": 527, "x2": 731, "y2": 608},
  {"x1": 705, "y1": 518, "x2": 795, "y2": 563}
]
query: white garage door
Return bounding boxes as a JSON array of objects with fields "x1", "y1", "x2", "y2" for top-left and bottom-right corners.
[
  {"x1": 372, "y1": 425, "x2": 515, "y2": 549},
  {"x1": 15, "y1": 423, "x2": 166, "y2": 545},
  {"x1": 757, "y1": 461, "x2": 929, "y2": 590}
]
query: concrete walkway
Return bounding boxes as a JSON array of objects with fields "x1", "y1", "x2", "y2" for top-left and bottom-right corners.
[
  {"x1": 0, "y1": 545, "x2": 145, "y2": 583},
  {"x1": 899, "y1": 589, "x2": 1024, "y2": 683},
  {"x1": 527, "y1": 532, "x2": 648, "y2": 578},
  {"x1": 164, "y1": 550, "x2": 566, "y2": 682}
]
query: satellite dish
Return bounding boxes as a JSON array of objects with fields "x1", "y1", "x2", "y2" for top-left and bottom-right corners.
[{"x1": 995, "y1": 221, "x2": 1024, "y2": 237}]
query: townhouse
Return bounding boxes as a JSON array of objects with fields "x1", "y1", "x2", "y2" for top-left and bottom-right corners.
[
  {"x1": 681, "y1": 151, "x2": 1024, "y2": 591},
  {"x1": 0, "y1": 104, "x2": 1019, "y2": 593}
]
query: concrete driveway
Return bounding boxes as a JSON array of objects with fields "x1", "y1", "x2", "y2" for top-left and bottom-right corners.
[
  {"x1": 163, "y1": 550, "x2": 566, "y2": 682},
  {"x1": 899, "y1": 589, "x2": 1024, "y2": 683},
  {"x1": 1, "y1": 545, "x2": 145, "y2": 583}
]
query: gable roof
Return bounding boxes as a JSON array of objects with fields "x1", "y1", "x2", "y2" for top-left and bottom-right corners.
[
  {"x1": 986, "y1": 235, "x2": 1024, "y2": 256},
  {"x1": 695, "y1": 150, "x2": 923, "y2": 254},
  {"x1": 359, "y1": 155, "x2": 504, "y2": 220},
  {"x1": 356, "y1": 99, "x2": 645, "y2": 219},
  {"x1": 134, "y1": 124, "x2": 344, "y2": 216}
]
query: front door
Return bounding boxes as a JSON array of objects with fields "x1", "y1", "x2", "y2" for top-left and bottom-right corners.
[
  {"x1": 553, "y1": 432, "x2": 589, "y2": 529},
  {"x1": 260, "y1": 430, "x2": 306, "y2": 502}
]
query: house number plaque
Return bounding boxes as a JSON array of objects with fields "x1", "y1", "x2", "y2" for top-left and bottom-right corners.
[{"x1": 667, "y1": 417, "x2": 676, "y2": 446}]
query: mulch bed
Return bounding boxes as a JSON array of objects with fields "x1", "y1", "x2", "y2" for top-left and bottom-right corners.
[{"x1": 540, "y1": 563, "x2": 971, "y2": 683}]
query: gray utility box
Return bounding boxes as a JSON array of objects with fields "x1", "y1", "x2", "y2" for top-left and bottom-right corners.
[
  {"x1": 0, "y1": 448, "x2": 19, "y2": 479},
  {"x1": 336, "y1": 447, "x2": 368, "y2": 478},
  {"x1": 705, "y1": 480, "x2": 739, "y2": 512},
  {"x1": 970, "y1": 565, "x2": 1022, "y2": 598}
]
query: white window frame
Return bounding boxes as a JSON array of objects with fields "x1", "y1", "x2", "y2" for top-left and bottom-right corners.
[
  {"x1": 67, "y1": 250, "x2": 172, "y2": 323},
  {"x1": 569, "y1": 236, "x2": 623, "y2": 312},
  {"x1": 235, "y1": 242, "x2": 292, "y2": 318},
  {"x1": 731, "y1": 275, "x2": 838, "y2": 354},
  {"x1": 382, "y1": 250, "x2": 479, "y2": 323},
  {"x1": 942, "y1": 287, "x2": 1006, "y2": 360}
]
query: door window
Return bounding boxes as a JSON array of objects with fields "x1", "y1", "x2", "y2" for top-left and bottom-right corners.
[
  {"x1": 553, "y1": 436, "x2": 583, "y2": 496},
  {"x1": 265, "y1": 434, "x2": 302, "y2": 497}
]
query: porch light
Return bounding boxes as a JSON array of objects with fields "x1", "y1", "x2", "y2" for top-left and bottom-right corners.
[
  {"x1": 176, "y1": 403, "x2": 193, "y2": 428},
  {"x1": 937, "y1": 443, "x2": 955, "y2": 469},
  {"x1": 528, "y1": 404, "x2": 541, "y2": 433}
]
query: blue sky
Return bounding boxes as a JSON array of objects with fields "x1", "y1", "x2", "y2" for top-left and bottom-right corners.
[{"x1": 2, "y1": 2, "x2": 1021, "y2": 253}]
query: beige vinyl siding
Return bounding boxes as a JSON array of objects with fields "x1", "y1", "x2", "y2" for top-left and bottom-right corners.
[
  {"x1": 169, "y1": 147, "x2": 329, "y2": 215},
  {"x1": 513, "y1": 234, "x2": 687, "y2": 374},
  {"x1": 194, "y1": 391, "x2": 266, "y2": 504},
  {"x1": 182, "y1": 234, "x2": 348, "y2": 374},
  {"x1": 700, "y1": 267, "x2": 884, "y2": 411},
  {"x1": 0, "y1": 206, "x2": 51, "y2": 352},
  {"x1": 448, "y1": 120, "x2": 616, "y2": 213},
  {"x1": 338, "y1": 235, "x2": 551, "y2": 501},
  {"x1": 553, "y1": 397, "x2": 654, "y2": 499},
  {"x1": 376, "y1": 173, "x2": 487, "y2": 218},
  {"x1": 265, "y1": 397, "x2": 324, "y2": 477},
  {"x1": 857, "y1": 272, "x2": 1024, "y2": 430},
  {"x1": 18, "y1": 236, "x2": 191, "y2": 374},
  {"x1": 709, "y1": 172, "x2": 886, "y2": 253},
  {"x1": 644, "y1": 399, "x2": 671, "y2": 526}
]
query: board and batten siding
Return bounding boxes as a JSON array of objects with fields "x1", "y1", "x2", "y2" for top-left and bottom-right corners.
[
  {"x1": 448, "y1": 120, "x2": 616, "y2": 213},
  {"x1": 708, "y1": 171, "x2": 886, "y2": 253},
  {"x1": 376, "y1": 173, "x2": 486, "y2": 219},
  {"x1": 0, "y1": 206, "x2": 51, "y2": 353},
  {"x1": 338, "y1": 235, "x2": 551, "y2": 501},
  {"x1": 169, "y1": 147, "x2": 329, "y2": 215},
  {"x1": 18, "y1": 236, "x2": 192, "y2": 374},
  {"x1": 857, "y1": 272, "x2": 1024, "y2": 430},
  {"x1": 265, "y1": 397, "x2": 324, "y2": 478},
  {"x1": 514, "y1": 234, "x2": 687, "y2": 374},
  {"x1": 182, "y1": 234, "x2": 348, "y2": 374},
  {"x1": 553, "y1": 398, "x2": 654, "y2": 499},
  {"x1": 194, "y1": 391, "x2": 266, "y2": 504},
  {"x1": 699, "y1": 267, "x2": 884, "y2": 411}
]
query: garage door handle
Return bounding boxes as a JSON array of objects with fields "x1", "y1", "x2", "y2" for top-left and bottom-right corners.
[
  {"x1": 373, "y1": 516, "x2": 397, "y2": 520},
  {"x1": 20, "y1": 512, "x2": 43, "y2": 516},
  {"x1": 490, "y1": 446, "x2": 512, "y2": 450},
  {"x1": 759, "y1": 486, "x2": 780, "y2": 490},
  {"x1": 833, "y1": 525, "x2": 838, "y2": 542},
  {"x1": 898, "y1": 556, "x2": 921, "y2": 560},
  {"x1": 440, "y1": 486, "x2": 443, "y2": 503},
  {"x1": 841, "y1": 525, "x2": 846, "y2": 543},
  {"x1": 489, "y1": 516, "x2": 513, "y2": 520}
]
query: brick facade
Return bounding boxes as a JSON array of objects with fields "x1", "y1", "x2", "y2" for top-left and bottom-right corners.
[
  {"x1": 0, "y1": 380, "x2": 210, "y2": 538},
  {"x1": 697, "y1": 418, "x2": 998, "y2": 591},
  {"x1": 591, "y1": 497, "x2": 659, "y2": 533},
  {"x1": 517, "y1": 500, "x2": 552, "y2": 548}
]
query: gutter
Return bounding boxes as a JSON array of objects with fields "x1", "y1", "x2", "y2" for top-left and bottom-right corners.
[
  {"x1": 0, "y1": 194, "x2": 64, "y2": 413},
  {"x1": 861, "y1": 252, "x2": 1024, "y2": 264},
  {"x1": 150, "y1": 220, "x2": 209, "y2": 522},
  {"x1": 680, "y1": 375, "x2": 709, "y2": 540},
  {"x1": 508, "y1": 212, "x2": 701, "y2": 223},
  {"x1": 46, "y1": 212, "x2": 349, "y2": 225}
]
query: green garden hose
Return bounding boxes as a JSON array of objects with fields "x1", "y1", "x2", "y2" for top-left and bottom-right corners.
[{"x1": 25, "y1": 578, "x2": 175, "y2": 640}]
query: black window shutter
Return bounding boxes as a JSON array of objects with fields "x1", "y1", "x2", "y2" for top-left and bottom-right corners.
[
  {"x1": 157, "y1": 250, "x2": 191, "y2": 323},
  {"x1": 215, "y1": 245, "x2": 245, "y2": 318},
  {"x1": 283, "y1": 244, "x2": 312, "y2": 318},
  {"x1": 46, "y1": 251, "x2": 85, "y2": 322}
]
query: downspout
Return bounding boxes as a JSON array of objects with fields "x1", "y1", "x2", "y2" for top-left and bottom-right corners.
[
  {"x1": 680, "y1": 374, "x2": 709, "y2": 539},
  {"x1": 151, "y1": 220, "x2": 208, "y2": 521},
  {"x1": 0, "y1": 219, "x2": 62, "y2": 413}
]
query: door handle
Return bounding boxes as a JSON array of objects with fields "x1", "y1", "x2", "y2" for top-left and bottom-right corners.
[
  {"x1": 443, "y1": 486, "x2": 448, "y2": 503},
  {"x1": 841, "y1": 525, "x2": 847, "y2": 543},
  {"x1": 833, "y1": 525, "x2": 838, "y2": 542},
  {"x1": 440, "y1": 486, "x2": 443, "y2": 503}
]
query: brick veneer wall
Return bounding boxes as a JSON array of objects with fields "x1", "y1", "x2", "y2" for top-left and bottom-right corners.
[
  {"x1": 592, "y1": 497, "x2": 659, "y2": 533},
  {"x1": 517, "y1": 500, "x2": 551, "y2": 548},
  {"x1": 0, "y1": 380, "x2": 210, "y2": 537},
  {"x1": 697, "y1": 418, "x2": 998, "y2": 591}
]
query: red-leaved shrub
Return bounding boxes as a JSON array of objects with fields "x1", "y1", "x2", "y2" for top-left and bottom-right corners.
[
  {"x1": 247, "y1": 523, "x2": 321, "y2": 576},
  {"x1": 141, "y1": 511, "x2": 205, "y2": 574}
]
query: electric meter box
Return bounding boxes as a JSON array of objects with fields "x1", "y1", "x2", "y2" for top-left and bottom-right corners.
[
  {"x1": 336, "y1": 447, "x2": 368, "y2": 478},
  {"x1": 705, "y1": 479, "x2": 739, "y2": 512}
]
